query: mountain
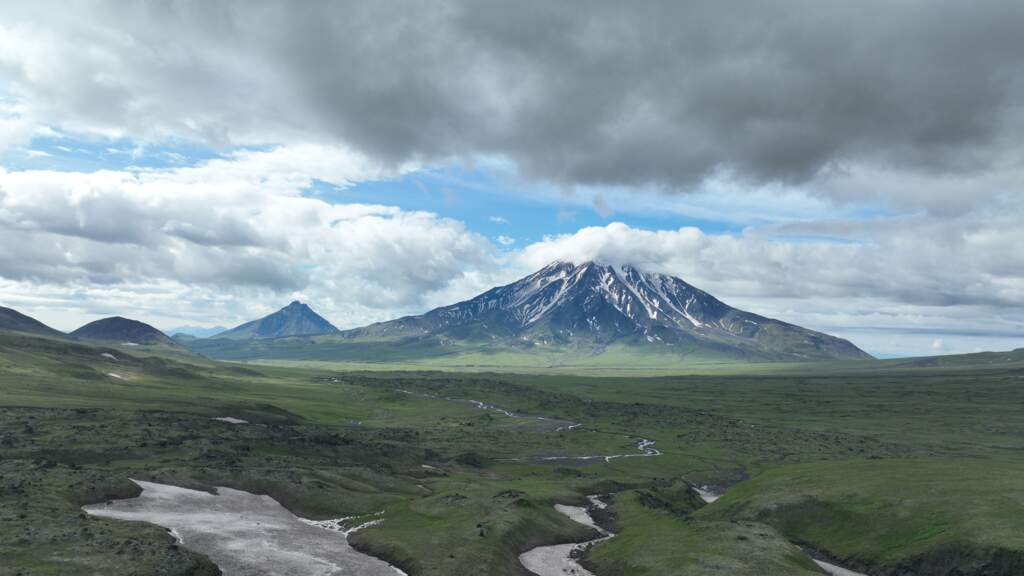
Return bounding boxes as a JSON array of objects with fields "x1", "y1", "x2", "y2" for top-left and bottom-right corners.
[
  {"x1": 0, "y1": 306, "x2": 64, "y2": 337},
  {"x1": 184, "y1": 262, "x2": 872, "y2": 366},
  {"x1": 345, "y1": 261, "x2": 871, "y2": 361},
  {"x1": 71, "y1": 317, "x2": 177, "y2": 346},
  {"x1": 213, "y1": 301, "x2": 339, "y2": 340},
  {"x1": 166, "y1": 325, "x2": 229, "y2": 339}
]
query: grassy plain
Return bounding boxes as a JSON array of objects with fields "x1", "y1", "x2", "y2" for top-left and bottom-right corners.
[
  {"x1": 184, "y1": 336, "x2": 786, "y2": 375},
  {"x1": 2, "y1": 330, "x2": 1023, "y2": 575}
]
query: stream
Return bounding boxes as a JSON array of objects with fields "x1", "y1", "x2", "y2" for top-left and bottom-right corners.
[
  {"x1": 692, "y1": 489, "x2": 868, "y2": 576},
  {"x1": 518, "y1": 496, "x2": 613, "y2": 576},
  {"x1": 88, "y1": 392, "x2": 867, "y2": 576},
  {"x1": 811, "y1": 560, "x2": 869, "y2": 576},
  {"x1": 499, "y1": 437, "x2": 660, "y2": 463},
  {"x1": 399, "y1": 388, "x2": 661, "y2": 462},
  {"x1": 518, "y1": 487, "x2": 870, "y2": 576},
  {"x1": 397, "y1": 389, "x2": 580, "y2": 432},
  {"x1": 455, "y1": 386, "x2": 869, "y2": 576}
]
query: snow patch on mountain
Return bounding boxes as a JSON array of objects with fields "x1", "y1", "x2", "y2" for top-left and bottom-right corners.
[{"x1": 344, "y1": 260, "x2": 872, "y2": 361}]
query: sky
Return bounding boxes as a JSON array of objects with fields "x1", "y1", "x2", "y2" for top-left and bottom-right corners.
[{"x1": 0, "y1": 0, "x2": 1023, "y2": 357}]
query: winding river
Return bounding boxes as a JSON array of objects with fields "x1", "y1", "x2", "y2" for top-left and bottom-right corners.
[
  {"x1": 87, "y1": 392, "x2": 866, "y2": 576},
  {"x1": 691, "y1": 491, "x2": 868, "y2": 576},
  {"x1": 397, "y1": 389, "x2": 580, "y2": 432},
  {"x1": 518, "y1": 487, "x2": 870, "y2": 576},
  {"x1": 518, "y1": 496, "x2": 613, "y2": 576},
  {"x1": 452, "y1": 393, "x2": 870, "y2": 576},
  {"x1": 399, "y1": 388, "x2": 661, "y2": 462}
]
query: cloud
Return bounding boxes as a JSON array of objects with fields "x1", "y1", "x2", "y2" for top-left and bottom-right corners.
[
  {"x1": 591, "y1": 193, "x2": 613, "y2": 218},
  {"x1": 0, "y1": 115, "x2": 34, "y2": 151},
  {"x1": 513, "y1": 220, "x2": 1024, "y2": 353},
  {"x1": 1, "y1": 1, "x2": 1023, "y2": 356},
  {"x1": 0, "y1": 145, "x2": 496, "y2": 328},
  {"x1": 516, "y1": 219, "x2": 1024, "y2": 308},
  {"x1": 2, "y1": 153, "x2": 1021, "y2": 355},
  {"x1": 0, "y1": 1, "x2": 1022, "y2": 210},
  {"x1": 556, "y1": 210, "x2": 576, "y2": 223}
]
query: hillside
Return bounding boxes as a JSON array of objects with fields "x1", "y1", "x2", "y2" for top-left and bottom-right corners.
[
  {"x1": 0, "y1": 306, "x2": 64, "y2": 338},
  {"x1": 71, "y1": 317, "x2": 178, "y2": 347},
  {"x1": 879, "y1": 347, "x2": 1024, "y2": 370},
  {"x1": 213, "y1": 301, "x2": 339, "y2": 340}
]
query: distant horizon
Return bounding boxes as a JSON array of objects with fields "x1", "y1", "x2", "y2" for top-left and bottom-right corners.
[
  {"x1": 12, "y1": 277, "x2": 1022, "y2": 360},
  {"x1": 13, "y1": 293, "x2": 1024, "y2": 361},
  {"x1": 2, "y1": 2, "x2": 1023, "y2": 358}
]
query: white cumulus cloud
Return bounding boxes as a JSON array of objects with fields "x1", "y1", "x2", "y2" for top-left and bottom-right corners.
[
  {"x1": 0, "y1": 145, "x2": 494, "y2": 329},
  {"x1": 512, "y1": 220, "x2": 1024, "y2": 355}
]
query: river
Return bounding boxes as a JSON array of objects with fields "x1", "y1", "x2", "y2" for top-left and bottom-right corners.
[
  {"x1": 403, "y1": 391, "x2": 870, "y2": 576},
  {"x1": 518, "y1": 496, "x2": 613, "y2": 576},
  {"x1": 692, "y1": 488, "x2": 868, "y2": 576},
  {"x1": 88, "y1": 393, "x2": 867, "y2": 576}
]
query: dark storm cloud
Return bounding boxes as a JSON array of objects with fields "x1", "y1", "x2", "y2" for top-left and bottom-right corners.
[{"x1": 3, "y1": 0, "x2": 1023, "y2": 192}]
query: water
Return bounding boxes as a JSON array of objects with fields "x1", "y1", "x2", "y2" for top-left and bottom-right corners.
[{"x1": 519, "y1": 497, "x2": 613, "y2": 576}]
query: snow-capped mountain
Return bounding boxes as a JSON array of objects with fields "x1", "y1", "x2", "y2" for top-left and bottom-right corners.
[{"x1": 344, "y1": 261, "x2": 871, "y2": 361}]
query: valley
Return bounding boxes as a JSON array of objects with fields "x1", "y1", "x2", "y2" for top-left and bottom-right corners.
[
  {"x1": 3, "y1": 5, "x2": 1021, "y2": 575},
  {"x1": 2, "y1": 329, "x2": 1023, "y2": 575}
]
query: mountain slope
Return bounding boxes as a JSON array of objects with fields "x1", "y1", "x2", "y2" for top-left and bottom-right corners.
[
  {"x1": 185, "y1": 262, "x2": 871, "y2": 365},
  {"x1": 214, "y1": 301, "x2": 339, "y2": 340},
  {"x1": 71, "y1": 317, "x2": 177, "y2": 346},
  {"x1": 345, "y1": 261, "x2": 871, "y2": 362},
  {"x1": 880, "y1": 347, "x2": 1024, "y2": 370},
  {"x1": 0, "y1": 306, "x2": 65, "y2": 337}
]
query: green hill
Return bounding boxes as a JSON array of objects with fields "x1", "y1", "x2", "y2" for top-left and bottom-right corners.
[{"x1": 0, "y1": 305, "x2": 65, "y2": 338}]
